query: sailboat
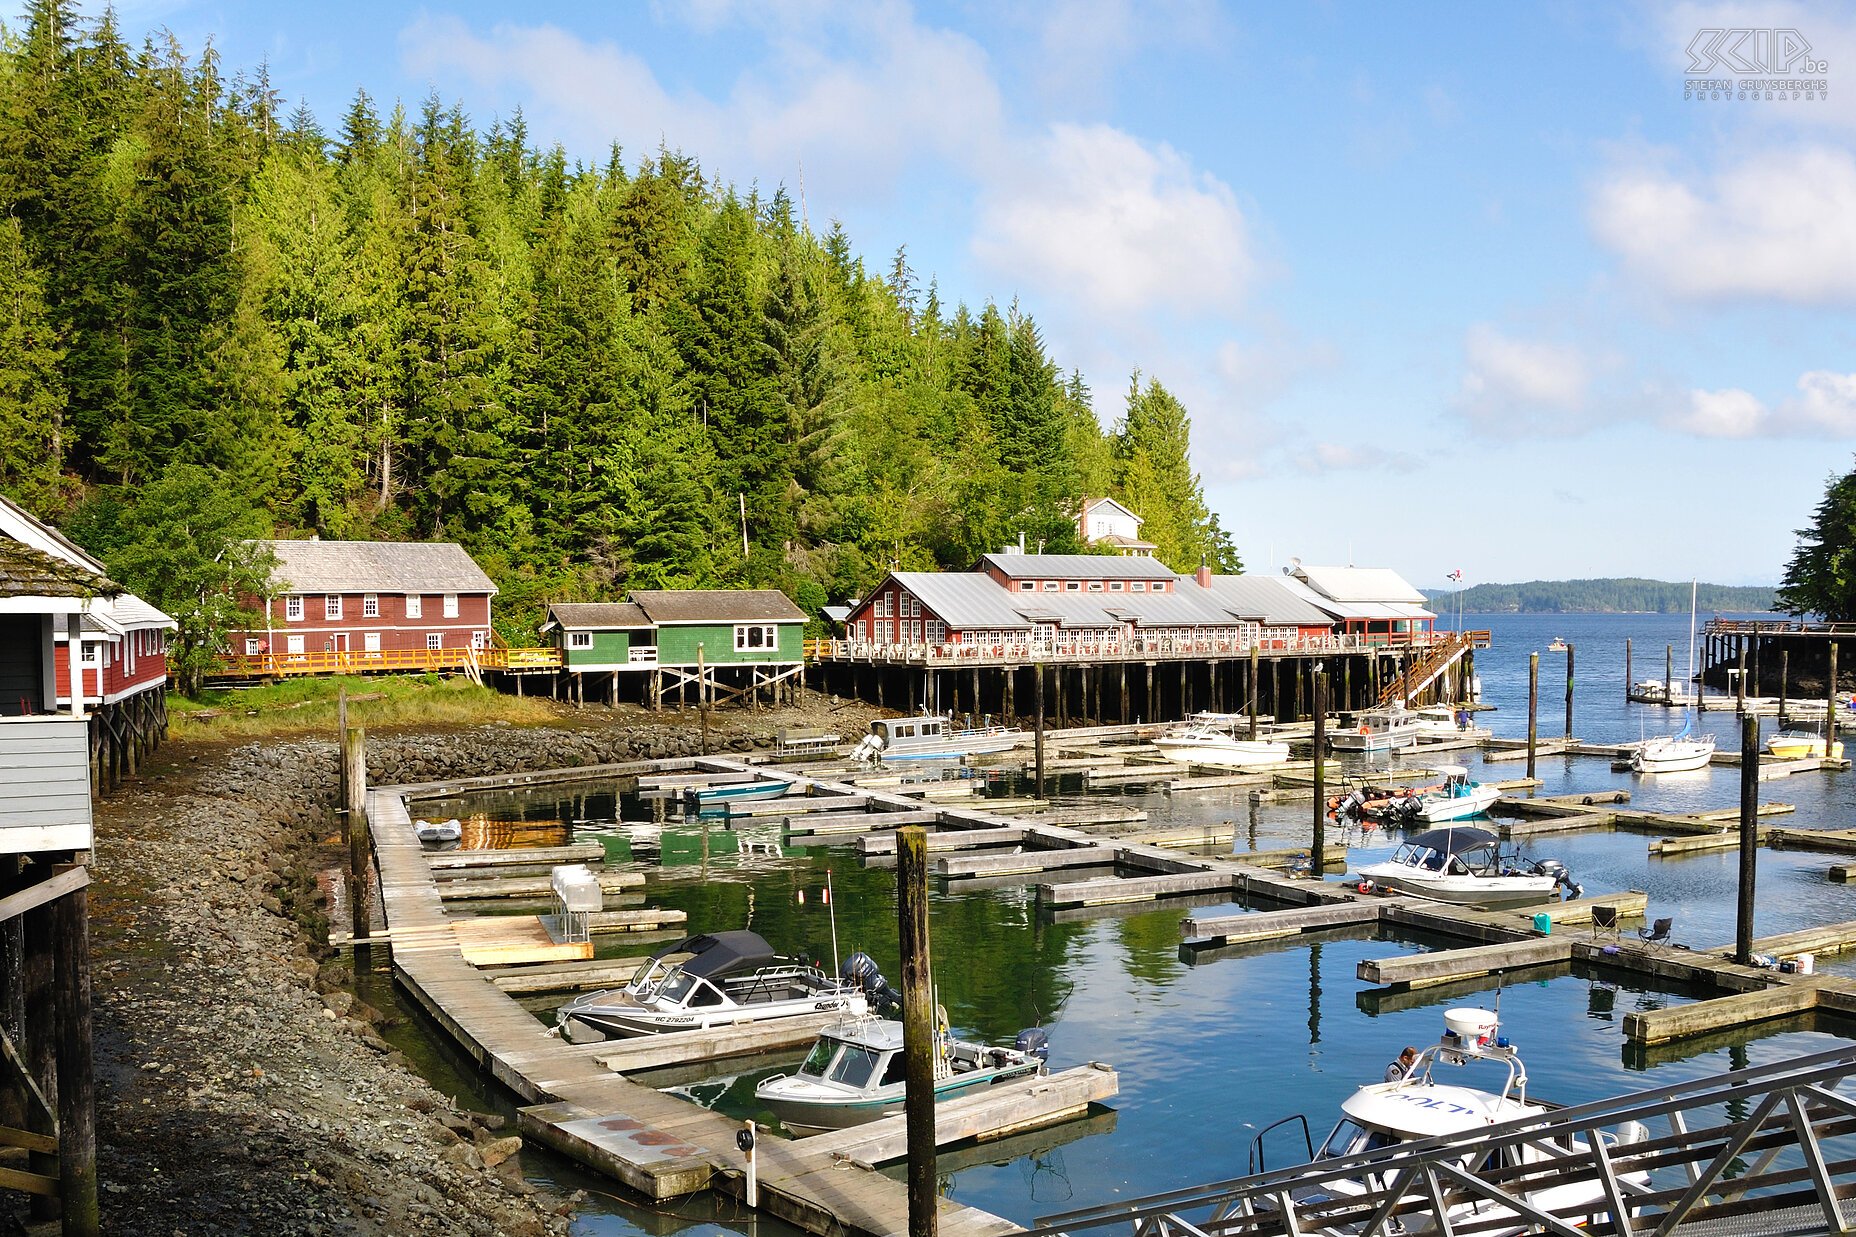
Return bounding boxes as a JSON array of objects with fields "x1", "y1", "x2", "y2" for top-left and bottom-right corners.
[{"x1": 1631, "y1": 580, "x2": 1716, "y2": 774}]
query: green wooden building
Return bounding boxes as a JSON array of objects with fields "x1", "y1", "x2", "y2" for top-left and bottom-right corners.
[{"x1": 542, "y1": 589, "x2": 807, "y2": 709}]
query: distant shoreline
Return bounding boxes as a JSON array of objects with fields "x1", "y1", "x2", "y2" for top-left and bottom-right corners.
[{"x1": 1423, "y1": 579, "x2": 1776, "y2": 614}]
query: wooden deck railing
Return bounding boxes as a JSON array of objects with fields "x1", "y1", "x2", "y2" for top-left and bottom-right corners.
[{"x1": 218, "y1": 645, "x2": 562, "y2": 679}]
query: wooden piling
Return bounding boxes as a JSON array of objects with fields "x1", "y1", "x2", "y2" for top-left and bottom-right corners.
[
  {"x1": 1248, "y1": 645, "x2": 1260, "y2": 739},
  {"x1": 1737, "y1": 714, "x2": 1759, "y2": 966},
  {"x1": 22, "y1": 896, "x2": 54, "y2": 1223},
  {"x1": 897, "y1": 827, "x2": 937, "y2": 1237},
  {"x1": 1624, "y1": 638, "x2": 1631, "y2": 702},
  {"x1": 698, "y1": 644, "x2": 710, "y2": 755},
  {"x1": 1780, "y1": 648, "x2": 1789, "y2": 716},
  {"x1": 1034, "y1": 662, "x2": 1046, "y2": 797},
  {"x1": 1311, "y1": 668, "x2": 1326, "y2": 876},
  {"x1": 1736, "y1": 641, "x2": 1747, "y2": 712},
  {"x1": 54, "y1": 879, "x2": 98, "y2": 1236},
  {"x1": 1829, "y1": 642, "x2": 1840, "y2": 738},
  {"x1": 1526, "y1": 653, "x2": 1539, "y2": 782},
  {"x1": 1665, "y1": 644, "x2": 1673, "y2": 702},
  {"x1": 344, "y1": 726, "x2": 370, "y2": 938},
  {"x1": 1564, "y1": 643, "x2": 1574, "y2": 739}
]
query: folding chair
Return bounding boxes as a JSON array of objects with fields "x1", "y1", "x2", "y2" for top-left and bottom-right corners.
[
  {"x1": 1590, "y1": 905, "x2": 1620, "y2": 939},
  {"x1": 1639, "y1": 917, "x2": 1673, "y2": 944}
]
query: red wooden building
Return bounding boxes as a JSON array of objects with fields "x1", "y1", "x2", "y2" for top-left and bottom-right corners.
[{"x1": 235, "y1": 539, "x2": 498, "y2": 662}]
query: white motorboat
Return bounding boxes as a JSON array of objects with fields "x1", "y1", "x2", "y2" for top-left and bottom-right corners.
[
  {"x1": 1412, "y1": 766, "x2": 1500, "y2": 823},
  {"x1": 414, "y1": 817, "x2": 461, "y2": 843},
  {"x1": 849, "y1": 715, "x2": 1023, "y2": 763},
  {"x1": 556, "y1": 931, "x2": 867, "y2": 1042},
  {"x1": 1355, "y1": 826, "x2": 1580, "y2": 907},
  {"x1": 1411, "y1": 705, "x2": 1470, "y2": 739},
  {"x1": 1153, "y1": 722, "x2": 1290, "y2": 769},
  {"x1": 1258, "y1": 1008, "x2": 1649, "y2": 1235},
  {"x1": 755, "y1": 1013, "x2": 1048, "y2": 1136},
  {"x1": 1327, "y1": 705, "x2": 1420, "y2": 753}
]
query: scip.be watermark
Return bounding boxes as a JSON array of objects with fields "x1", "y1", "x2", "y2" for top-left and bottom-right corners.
[{"x1": 1684, "y1": 28, "x2": 1828, "y2": 102}]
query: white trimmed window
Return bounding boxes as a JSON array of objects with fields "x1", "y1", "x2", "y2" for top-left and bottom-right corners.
[
  {"x1": 569, "y1": 632, "x2": 593, "y2": 649},
  {"x1": 1110, "y1": 581, "x2": 1124, "y2": 592},
  {"x1": 877, "y1": 593, "x2": 892, "y2": 617},
  {"x1": 1088, "y1": 581, "x2": 1104, "y2": 592},
  {"x1": 1132, "y1": 581, "x2": 1147, "y2": 592},
  {"x1": 471, "y1": 630, "x2": 488, "y2": 649},
  {"x1": 244, "y1": 638, "x2": 261, "y2": 656},
  {"x1": 405, "y1": 594, "x2": 422, "y2": 618},
  {"x1": 1153, "y1": 580, "x2": 1168, "y2": 592},
  {"x1": 735, "y1": 624, "x2": 777, "y2": 651},
  {"x1": 363, "y1": 632, "x2": 381, "y2": 652},
  {"x1": 1018, "y1": 580, "x2": 1034, "y2": 592},
  {"x1": 325, "y1": 594, "x2": 342, "y2": 619},
  {"x1": 285, "y1": 595, "x2": 303, "y2": 621},
  {"x1": 286, "y1": 635, "x2": 305, "y2": 654},
  {"x1": 1065, "y1": 581, "x2": 1081, "y2": 592},
  {"x1": 1041, "y1": 581, "x2": 1058, "y2": 592},
  {"x1": 877, "y1": 621, "x2": 893, "y2": 644},
  {"x1": 426, "y1": 633, "x2": 443, "y2": 650},
  {"x1": 363, "y1": 593, "x2": 379, "y2": 618},
  {"x1": 443, "y1": 593, "x2": 459, "y2": 618}
]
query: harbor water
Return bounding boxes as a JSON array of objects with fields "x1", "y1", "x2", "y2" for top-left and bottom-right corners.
[{"x1": 402, "y1": 610, "x2": 1854, "y2": 1234}]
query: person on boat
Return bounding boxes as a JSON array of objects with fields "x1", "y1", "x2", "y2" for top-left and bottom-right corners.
[{"x1": 1384, "y1": 1046, "x2": 1418, "y2": 1082}]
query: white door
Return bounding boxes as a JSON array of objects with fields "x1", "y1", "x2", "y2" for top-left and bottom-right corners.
[{"x1": 364, "y1": 632, "x2": 381, "y2": 653}]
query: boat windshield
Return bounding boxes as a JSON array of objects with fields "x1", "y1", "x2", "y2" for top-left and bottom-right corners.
[
  {"x1": 1391, "y1": 844, "x2": 1447, "y2": 871},
  {"x1": 654, "y1": 968, "x2": 701, "y2": 1006},
  {"x1": 798, "y1": 1039, "x2": 840, "y2": 1078},
  {"x1": 1318, "y1": 1119, "x2": 1401, "y2": 1160},
  {"x1": 828, "y1": 1044, "x2": 885, "y2": 1088}
]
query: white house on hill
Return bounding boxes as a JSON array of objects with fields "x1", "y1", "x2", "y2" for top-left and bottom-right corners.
[{"x1": 1076, "y1": 497, "x2": 1157, "y2": 557}]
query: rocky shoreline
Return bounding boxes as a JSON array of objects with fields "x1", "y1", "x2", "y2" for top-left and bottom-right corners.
[{"x1": 10, "y1": 706, "x2": 826, "y2": 1236}]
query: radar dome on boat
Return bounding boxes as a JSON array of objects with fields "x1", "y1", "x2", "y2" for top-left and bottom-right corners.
[{"x1": 1443, "y1": 1008, "x2": 1499, "y2": 1044}]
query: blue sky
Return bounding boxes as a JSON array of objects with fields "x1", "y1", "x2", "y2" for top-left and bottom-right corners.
[{"x1": 80, "y1": 1, "x2": 1856, "y2": 588}]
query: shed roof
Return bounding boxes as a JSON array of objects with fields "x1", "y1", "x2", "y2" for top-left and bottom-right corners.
[
  {"x1": 0, "y1": 493, "x2": 109, "y2": 576},
  {"x1": 1292, "y1": 564, "x2": 1428, "y2": 605},
  {"x1": 0, "y1": 539, "x2": 122, "y2": 601},
  {"x1": 543, "y1": 602, "x2": 652, "y2": 631},
  {"x1": 631, "y1": 589, "x2": 806, "y2": 624},
  {"x1": 891, "y1": 571, "x2": 1277, "y2": 631},
  {"x1": 978, "y1": 552, "x2": 1177, "y2": 580},
  {"x1": 1191, "y1": 575, "x2": 1337, "y2": 627},
  {"x1": 255, "y1": 539, "x2": 498, "y2": 596}
]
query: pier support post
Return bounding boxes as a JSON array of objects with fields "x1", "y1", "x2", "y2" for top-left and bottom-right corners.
[
  {"x1": 344, "y1": 726, "x2": 370, "y2": 938},
  {"x1": 1737, "y1": 714, "x2": 1760, "y2": 967},
  {"x1": 1120, "y1": 663, "x2": 1128, "y2": 723},
  {"x1": 698, "y1": 645, "x2": 710, "y2": 756},
  {"x1": 53, "y1": 879, "x2": 98, "y2": 1237},
  {"x1": 1624, "y1": 638, "x2": 1632, "y2": 702},
  {"x1": 1666, "y1": 644, "x2": 1674, "y2": 704},
  {"x1": 1526, "y1": 654, "x2": 1539, "y2": 782},
  {"x1": 22, "y1": 895, "x2": 54, "y2": 1224},
  {"x1": 1779, "y1": 649, "x2": 1789, "y2": 718},
  {"x1": 1736, "y1": 642, "x2": 1747, "y2": 713},
  {"x1": 1829, "y1": 643, "x2": 1840, "y2": 738},
  {"x1": 1564, "y1": 644, "x2": 1575, "y2": 739},
  {"x1": 1248, "y1": 645, "x2": 1260, "y2": 739},
  {"x1": 896, "y1": 827, "x2": 938, "y2": 1237},
  {"x1": 1311, "y1": 668, "x2": 1326, "y2": 877},
  {"x1": 1034, "y1": 662, "x2": 1046, "y2": 798}
]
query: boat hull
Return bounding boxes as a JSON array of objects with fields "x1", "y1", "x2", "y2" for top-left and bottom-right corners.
[
  {"x1": 1354, "y1": 865, "x2": 1559, "y2": 908},
  {"x1": 1326, "y1": 732, "x2": 1418, "y2": 753},
  {"x1": 560, "y1": 991, "x2": 864, "y2": 1041},
  {"x1": 1630, "y1": 741, "x2": 1714, "y2": 774},
  {"x1": 1415, "y1": 785, "x2": 1500, "y2": 823},
  {"x1": 1154, "y1": 740, "x2": 1290, "y2": 769},
  {"x1": 760, "y1": 1061, "x2": 1041, "y2": 1135}
]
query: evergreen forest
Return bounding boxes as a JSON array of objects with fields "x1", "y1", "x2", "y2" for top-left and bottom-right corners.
[
  {"x1": 0, "y1": 2, "x2": 1239, "y2": 664},
  {"x1": 1424, "y1": 579, "x2": 1777, "y2": 614}
]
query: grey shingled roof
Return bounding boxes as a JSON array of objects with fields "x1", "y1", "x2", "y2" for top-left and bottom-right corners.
[
  {"x1": 544, "y1": 602, "x2": 652, "y2": 631},
  {"x1": 632, "y1": 589, "x2": 806, "y2": 624},
  {"x1": 978, "y1": 552, "x2": 1177, "y2": 580},
  {"x1": 0, "y1": 538, "x2": 121, "y2": 600},
  {"x1": 256, "y1": 539, "x2": 497, "y2": 595}
]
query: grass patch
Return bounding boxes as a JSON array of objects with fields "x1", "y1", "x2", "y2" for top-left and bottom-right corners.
[{"x1": 169, "y1": 674, "x2": 563, "y2": 740}]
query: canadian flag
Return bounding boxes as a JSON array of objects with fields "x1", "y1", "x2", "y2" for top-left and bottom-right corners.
[{"x1": 1447, "y1": 570, "x2": 1462, "y2": 582}]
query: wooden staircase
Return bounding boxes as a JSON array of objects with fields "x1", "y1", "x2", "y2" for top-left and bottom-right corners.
[{"x1": 1378, "y1": 630, "x2": 1489, "y2": 707}]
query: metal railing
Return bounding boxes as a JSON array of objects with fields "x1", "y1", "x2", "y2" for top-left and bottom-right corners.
[
  {"x1": 814, "y1": 630, "x2": 1490, "y2": 667},
  {"x1": 1706, "y1": 619, "x2": 1856, "y2": 636},
  {"x1": 1025, "y1": 1044, "x2": 1856, "y2": 1237}
]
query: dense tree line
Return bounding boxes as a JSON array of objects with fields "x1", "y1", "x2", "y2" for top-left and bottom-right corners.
[
  {"x1": 1777, "y1": 459, "x2": 1856, "y2": 620},
  {"x1": 1425, "y1": 579, "x2": 1777, "y2": 614},
  {"x1": 0, "y1": 3, "x2": 1239, "y2": 650}
]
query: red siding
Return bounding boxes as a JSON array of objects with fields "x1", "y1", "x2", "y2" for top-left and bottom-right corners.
[
  {"x1": 52, "y1": 629, "x2": 169, "y2": 705},
  {"x1": 231, "y1": 590, "x2": 496, "y2": 655}
]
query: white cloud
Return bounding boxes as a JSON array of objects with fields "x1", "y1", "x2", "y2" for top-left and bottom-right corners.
[
  {"x1": 1589, "y1": 146, "x2": 1856, "y2": 304},
  {"x1": 971, "y1": 123, "x2": 1253, "y2": 316},
  {"x1": 1456, "y1": 324, "x2": 1591, "y2": 435},
  {"x1": 1291, "y1": 442, "x2": 1419, "y2": 475},
  {"x1": 1672, "y1": 371, "x2": 1856, "y2": 437}
]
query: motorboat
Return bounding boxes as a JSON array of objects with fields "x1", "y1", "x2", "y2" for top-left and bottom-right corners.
[
  {"x1": 1412, "y1": 766, "x2": 1500, "y2": 823},
  {"x1": 1153, "y1": 722, "x2": 1290, "y2": 769},
  {"x1": 755, "y1": 1014, "x2": 1049, "y2": 1135},
  {"x1": 1767, "y1": 729, "x2": 1844, "y2": 760},
  {"x1": 1327, "y1": 705, "x2": 1420, "y2": 753},
  {"x1": 1355, "y1": 826, "x2": 1580, "y2": 907},
  {"x1": 1412, "y1": 705, "x2": 1471, "y2": 739},
  {"x1": 414, "y1": 817, "x2": 461, "y2": 843},
  {"x1": 555, "y1": 930, "x2": 867, "y2": 1042},
  {"x1": 682, "y1": 780, "x2": 793, "y2": 814},
  {"x1": 848, "y1": 715, "x2": 1024, "y2": 763},
  {"x1": 1255, "y1": 1008, "x2": 1649, "y2": 1235},
  {"x1": 1547, "y1": 637, "x2": 1567, "y2": 651}
]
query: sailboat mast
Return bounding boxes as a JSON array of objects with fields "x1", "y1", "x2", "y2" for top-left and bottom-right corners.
[{"x1": 1687, "y1": 579, "x2": 1698, "y2": 701}]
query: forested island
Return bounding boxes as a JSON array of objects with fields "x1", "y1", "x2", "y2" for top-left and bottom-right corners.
[
  {"x1": 1423, "y1": 579, "x2": 1777, "y2": 614},
  {"x1": 0, "y1": 5, "x2": 1236, "y2": 666}
]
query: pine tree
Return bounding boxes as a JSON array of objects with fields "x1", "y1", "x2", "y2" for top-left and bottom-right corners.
[
  {"x1": 1114, "y1": 373, "x2": 1239, "y2": 572},
  {"x1": 0, "y1": 217, "x2": 66, "y2": 508},
  {"x1": 1778, "y1": 459, "x2": 1856, "y2": 620}
]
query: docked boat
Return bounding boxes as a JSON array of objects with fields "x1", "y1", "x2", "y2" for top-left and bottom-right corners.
[
  {"x1": 414, "y1": 817, "x2": 461, "y2": 843},
  {"x1": 556, "y1": 930, "x2": 867, "y2": 1042},
  {"x1": 1257, "y1": 1007, "x2": 1649, "y2": 1235},
  {"x1": 1153, "y1": 721, "x2": 1290, "y2": 768},
  {"x1": 1767, "y1": 728, "x2": 1844, "y2": 760},
  {"x1": 1355, "y1": 826, "x2": 1579, "y2": 907},
  {"x1": 682, "y1": 780, "x2": 793, "y2": 814},
  {"x1": 1327, "y1": 705, "x2": 1420, "y2": 753},
  {"x1": 848, "y1": 715, "x2": 1024, "y2": 763},
  {"x1": 1412, "y1": 766, "x2": 1500, "y2": 823},
  {"x1": 1412, "y1": 705, "x2": 1471, "y2": 739},
  {"x1": 755, "y1": 1015, "x2": 1049, "y2": 1135},
  {"x1": 1630, "y1": 717, "x2": 1716, "y2": 774}
]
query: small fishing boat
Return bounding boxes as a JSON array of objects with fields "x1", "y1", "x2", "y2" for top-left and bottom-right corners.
[
  {"x1": 414, "y1": 817, "x2": 462, "y2": 843},
  {"x1": 556, "y1": 930, "x2": 867, "y2": 1043},
  {"x1": 1412, "y1": 766, "x2": 1500, "y2": 823},
  {"x1": 848, "y1": 715, "x2": 1023, "y2": 763},
  {"x1": 682, "y1": 780, "x2": 794, "y2": 814},
  {"x1": 1767, "y1": 729, "x2": 1844, "y2": 760},
  {"x1": 1547, "y1": 637, "x2": 1567, "y2": 651},
  {"x1": 1327, "y1": 705, "x2": 1420, "y2": 753},
  {"x1": 1411, "y1": 705, "x2": 1471, "y2": 738},
  {"x1": 1253, "y1": 1007, "x2": 1649, "y2": 1235},
  {"x1": 1355, "y1": 826, "x2": 1579, "y2": 907},
  {"x1": 755, "y1": 1014, "x2": 1049, "y2": 1135},
  {"x1": 1153, "y1": 721, "x2": 1290, "y2": 768}
]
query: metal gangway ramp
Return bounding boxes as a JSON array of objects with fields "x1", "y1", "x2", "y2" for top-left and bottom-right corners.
[{"x1": 1027, "y1": 1045, "x2": 1856, "y2": 1237}]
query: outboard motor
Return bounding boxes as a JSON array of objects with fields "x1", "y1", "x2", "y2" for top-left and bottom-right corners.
[
  {"x1": 850, "y1": 734, "x2": 886, "y2": 766},
  {"x1": 1540, "y1": 858, "x2": 1583, "y2": 900},
  {"x1": 840, "y1": 951, "x2": 902, "y2": 1012},
  {"x1": 1013, "y1": 1026, "x2": 1050, "y2": 1063}
]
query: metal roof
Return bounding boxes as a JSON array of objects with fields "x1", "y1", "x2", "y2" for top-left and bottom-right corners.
[
  {"x1": 1276, "y1": 574, "x2": 1435, "y2": 622},
  {"x1": 256, "y1": 539, "x2": 498, "y2": 596},
  {"x1": 979, "y1": 552, "x2": 1177, "y2": 580},
  {"x1": 1191, "y1": 575, "x2": 1337, "y2": 626},
  {"x1": 1292, "y1": 564, "x2": 1428, "y2": 604},
  {"x1": 544, "y1": 602, "x2": 652, "y2": 630},
  {"x1": 892, "y1": 573, "x2": 1034, "y2": 628},
  {"x1": 631, "y1": 589, "x2": 806, "y2": 625}
]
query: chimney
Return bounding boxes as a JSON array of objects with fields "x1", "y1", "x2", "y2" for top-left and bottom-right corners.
[{"x1": 1195, "y1": 563, "x2": 1212, "y2": 589}]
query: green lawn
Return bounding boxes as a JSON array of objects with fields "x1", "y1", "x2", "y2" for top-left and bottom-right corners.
[{"x1": 169, "y1": 674, "x2": 563, "y2": 740}]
